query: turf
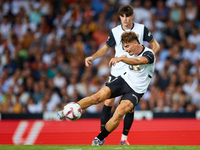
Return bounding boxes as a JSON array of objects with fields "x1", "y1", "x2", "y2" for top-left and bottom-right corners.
[{"x1": 0, "y1": 145, "x2": 200, "y2": 150}]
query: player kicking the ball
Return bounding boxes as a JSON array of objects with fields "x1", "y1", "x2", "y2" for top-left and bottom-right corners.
[
  {"x1": 57, "y1": 31, "x2": 156, "y2": 146},
  {"x1": 84, "y1": 4, "x2": 159, "y2": 145},
  {"x1": 58, "y1": 5, "x2": 159, "y2": 145}
]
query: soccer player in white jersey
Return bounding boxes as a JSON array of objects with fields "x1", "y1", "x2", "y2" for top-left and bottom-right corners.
[
  {"x1": 85, "y1": 5, "x2": 160, "y2": 145},
  {"x1": 57, "y1": 31, "x2": 155, "y2": 145},
  {"x1": 57, "y1": 5, "x2": 159, "y2": 145},
  {"x1": 72, "y1": 31, "x2": 155, "y2": 145}
]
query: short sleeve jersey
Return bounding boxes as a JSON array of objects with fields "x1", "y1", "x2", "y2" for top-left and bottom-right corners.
[
  {"x1": 106, "y1": 23, "x2": 154, "y2": 77},
  {"x1": 121, "y1": 46, "x2": 155, "y2": 93}
]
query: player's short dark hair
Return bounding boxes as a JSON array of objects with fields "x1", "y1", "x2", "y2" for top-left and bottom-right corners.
[
  {"x1": 118, "y1": 5, "x2": 134, "y2": 17},
  {"x1": 121, "y1": 31, "x2": 140, "y2": 44}
]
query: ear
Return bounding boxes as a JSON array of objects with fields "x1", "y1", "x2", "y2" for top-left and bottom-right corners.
[{"x1": 134, "y1": 40, "x2": 137, "y2": 44}]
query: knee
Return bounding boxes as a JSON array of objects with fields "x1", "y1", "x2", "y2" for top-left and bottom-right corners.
[
  {"x1": 113, "y1": 110, "x2": 125, "y2": 121},
  {"x1": 90, "y1": 94, "x2": 102, "y2": 104},
  {"x1": 104, "y1": 98, "x2": 115, "y2": 106}
]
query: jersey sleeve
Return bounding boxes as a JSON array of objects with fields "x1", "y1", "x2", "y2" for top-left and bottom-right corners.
[
  {"x1": 143, "y1": 26, "x2": 154, "y2": 43},
  {"x1": 142, "y1": 51, "x2": 154, "y2": 64},
  {"x1": 106, "y1": 31, "x2": 116, "y2": 47}
]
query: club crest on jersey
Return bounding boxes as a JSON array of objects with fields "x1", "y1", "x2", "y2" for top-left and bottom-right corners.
[{"x1": 129, "y1": 65, "x2": 141, "y2": 71}]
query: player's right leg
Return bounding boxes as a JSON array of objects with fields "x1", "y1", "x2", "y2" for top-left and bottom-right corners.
[
  {"x1": 101, "y1": 98, "x2": 134, "y2": 145},
  {"x1": 100, "y1": 98, "x2": 115, "y2": 131},
  {"x1": 92, "y1": 100, "x2": 134, "y2": 146},
  {"x1": 92, "y1": 137, "x2": 105, "y2": 146},
  {"x1": 105, "y1": 100, "x2": 134, "y2": 132}
]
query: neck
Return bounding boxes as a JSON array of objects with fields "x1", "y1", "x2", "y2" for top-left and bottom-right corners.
[
  {"x1": 136, "y1": 45, "x2": 143, "y2": 55},
  {"x1": 122, "y1": 23, "x2": 133, "y2": 30}
]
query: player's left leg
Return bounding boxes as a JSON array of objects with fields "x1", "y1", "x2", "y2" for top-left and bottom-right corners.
[{"x1": 92, "y1": 100, "x2": 134, "y2": 146}]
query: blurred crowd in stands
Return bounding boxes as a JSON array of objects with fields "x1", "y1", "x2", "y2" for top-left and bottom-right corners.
[{"x1": 0, "y1": 0, "x2": 200, "y2": 114}]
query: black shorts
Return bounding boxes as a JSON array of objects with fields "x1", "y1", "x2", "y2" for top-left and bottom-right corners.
[
  {"x1": 107, "y1": 74, "x2": 116, "y2": 83},
  {"x1": 105, "y1": 75, "x2": 143, "y2": 107}
]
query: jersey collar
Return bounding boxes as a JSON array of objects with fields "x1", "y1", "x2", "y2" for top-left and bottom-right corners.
[
  {"x1": 121, "y1": 22, "x2": 134, "y2": 31},
  {"x1": 137, "y1": 45, "x2": 145, "y2": 56}
]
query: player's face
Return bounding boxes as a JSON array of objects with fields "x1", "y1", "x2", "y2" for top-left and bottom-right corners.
[
  {"x1": 123, "y1": 41, "x2": 137, "y2": 55},
  {"x1": 119, "y1": 14, "x2": 133, "y2": 27}
]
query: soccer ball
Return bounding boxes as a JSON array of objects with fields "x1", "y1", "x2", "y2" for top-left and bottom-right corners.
[{"x1": 63, "y1": 102, "x2": 82, "y2": 121}]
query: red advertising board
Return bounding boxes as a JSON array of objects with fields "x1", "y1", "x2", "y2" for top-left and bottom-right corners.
[{"x1": 0, "y1": 119, "x2": 200, "y2": 145}]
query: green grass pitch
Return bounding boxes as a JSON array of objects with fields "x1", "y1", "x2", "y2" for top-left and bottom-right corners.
[{"x1": 0, "y1": 145, "x2": 200, "y2": 150}]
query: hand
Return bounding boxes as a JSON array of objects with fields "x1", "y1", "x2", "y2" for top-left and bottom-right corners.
[
  {"x1": 109, "y1": 57, "x2": 122, "y2": 67},
  {"x1": 121, "y1": 55, "x2": 127, "y2": 58},
  {"x1": 85, "y1": 56, "x2": 93, "y2": 67}
]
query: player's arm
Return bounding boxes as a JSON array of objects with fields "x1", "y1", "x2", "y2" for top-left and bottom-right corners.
[
  {"x1": 109, "y1": 51, "x2": 154, "y2": 66},
  {"x1": 85, "y1": 30, "x2": 116, "y2": 67},
  {"x1": 85, "y1": 45, "x2": 110, "y2": 67},
  {"x1": 109, "y1": 56, "x2": 148, "y2": 66},
  {"x1": 150, "y1": 38, "x2": 160, "y2": 55},
  {"x1": 143, "y1": 26, "x2": 160, "y2": 55}
]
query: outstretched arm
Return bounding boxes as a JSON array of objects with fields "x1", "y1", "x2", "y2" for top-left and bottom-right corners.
[
  {"x1": 109, "y1": 56, "x2": 149, "y2": 67},
  {"x1": 85, "y1": 45, "x2": 110, "y2": 67}
]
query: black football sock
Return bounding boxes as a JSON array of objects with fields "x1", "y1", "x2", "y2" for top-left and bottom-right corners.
[
  {"x1": 101, "y1": 105, "x2": 112, "y2": 131},
  {"x1": 123, "y1": 111, "x2": 134, "y2": 136},
  {"x1": 97, "y1": 128, "x2": 111, "y2": 141}
]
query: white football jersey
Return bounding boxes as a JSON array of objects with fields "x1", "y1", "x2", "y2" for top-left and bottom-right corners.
[
  {"x1": 106, "y1": 23, "x2": 153, "y2": 77},
  {"x1": 121, "y1": 46, "x2": 155, "y2": 94}
]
